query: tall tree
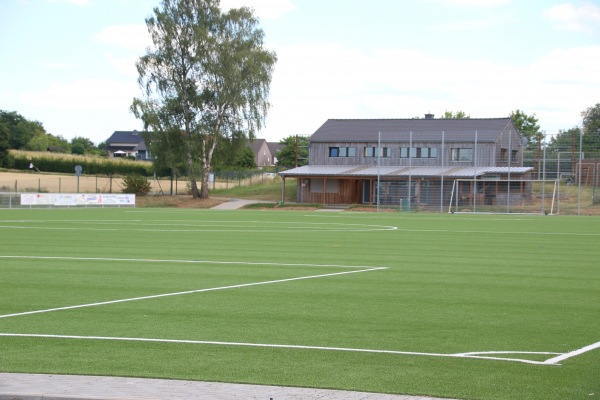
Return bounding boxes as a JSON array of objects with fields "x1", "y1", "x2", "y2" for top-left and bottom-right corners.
[
  {"x1": 441, "y1": 110, "x2": 470, "y2": 119},
  {"x1": 276, "y1": 135, "x2": 308, "y2": 168},
  {"x1": 0, "y1": 110, "x2": 46, "y2": 150},
  {"x1": 0, "y1": 123, "x2": 9, "y2": 167},
  {"x1": 581, "y1": 103, "x2": 600, "y2": 152},
  {"x1": 509, "y1": 109, "x2": 542, "y2": 150},
  {"x1": 131, "y1": 0, "x2": 276, "y2": 198},
  {"x1": 71, "y1": 136, "x2": 96, "y2": 154}
]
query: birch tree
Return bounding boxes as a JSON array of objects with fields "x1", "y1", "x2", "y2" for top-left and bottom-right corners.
[{"x1": 132, "y1": 0, "x2": 276, "y2": 198}]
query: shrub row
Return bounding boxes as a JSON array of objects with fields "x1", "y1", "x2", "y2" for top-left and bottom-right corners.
[{"x1": 7, "y1": 152, "x2": 153, "y2": 176}]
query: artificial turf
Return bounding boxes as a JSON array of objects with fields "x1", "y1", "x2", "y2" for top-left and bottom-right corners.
[{"x1": 0, "y1": 208, "x2": 598, "y2": 399}]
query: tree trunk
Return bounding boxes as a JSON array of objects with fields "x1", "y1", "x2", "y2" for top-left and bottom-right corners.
[
  {"x1": 187, "y1": 149, "x2": 201, "y2": 198},
  {"x1": 199, "y1": 135, "x2": 219, "y2": 199}
]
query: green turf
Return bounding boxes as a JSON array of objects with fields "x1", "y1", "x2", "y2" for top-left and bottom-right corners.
[{"x1": 0, "y1": 208, "x2": 599, "y2": 400}]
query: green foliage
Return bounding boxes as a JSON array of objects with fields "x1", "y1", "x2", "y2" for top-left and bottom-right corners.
[
  {"x1": 233, "y1": 146, "x2": 256, "y2": 169},
  {"x1": 71, "y1": 143, "x2": 86, "y2": 155},
  {"x1": 510, "y1": 109, "x2": 542, "y2": 150},
  {"x1": 71, "y1": 136, "x2": 96, "y2": 154},
  {"x1": 122, "y1": 174, "x2": 151, "y2": 196},
  {"x1": 547, "y1": 127, "x2": 579, "y2": 154},
  {"x1": 131, "y1": 0, "x2": 277, "y2": 198},
  {"x1": 212, "y1": 132, "x2": 254, "y2": 170},
  {"x1": 581, "y1": 103, "x2": 600, "y2": 149},
  {"x1": 441, "y1": 110, "x2": 470, "y2": 118},
  {"x1": 276, "y1": 135, "x2": 308, "y2": 167},
  {"x1": 8, "y1": 152, "x2": 153, "y2": 176},
  {"x1": 0, "y1": 110, "x2": 47, "y2": 150},
  {"x1": 0, "y1": 123, "x2": 10, "y2": 167}
]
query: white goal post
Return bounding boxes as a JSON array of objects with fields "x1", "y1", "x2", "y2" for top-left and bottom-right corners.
[{"x1": 448, "y1": 179, "x2": 559, "y2": 215}]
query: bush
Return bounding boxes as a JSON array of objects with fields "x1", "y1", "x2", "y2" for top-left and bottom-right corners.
[{"x1": 122, "y1": 174, "x2": 151, "y2": 196}]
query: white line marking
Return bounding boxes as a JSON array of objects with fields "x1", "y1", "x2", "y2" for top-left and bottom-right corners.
[
  {"x1": 543, "y1": 341, "x2": 600, "y2": 365},
  {"x1": 0, "y1": 333, "x2": 561, "y2": 366},
  {"x1": 0, "y1": 267, "x2": 387, "y2": 319},
  {"x1": 0, "y1": 219, "x2": 398, "y2": 232},
  {"x1": 0, "y1": 255, "x2": 383, "y2": 269}
]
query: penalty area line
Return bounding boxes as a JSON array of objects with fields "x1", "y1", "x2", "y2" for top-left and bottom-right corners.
[
  {"x1": 543, "y1": 340, "x2": 600, "y2": 365},
  {"x1": 0, "y1": 267, "x2": 387, "y2": 320},
  {"x1": 0, "y1": 255, "x2": 380, "y2": 270},
  {"x1": 0, "y1": 333, "x2": 558, "y2": 366}
]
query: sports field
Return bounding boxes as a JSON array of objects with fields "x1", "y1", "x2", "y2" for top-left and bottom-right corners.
[{"x1": 0, "y1": 208, "x2": 598, "y2": 400}]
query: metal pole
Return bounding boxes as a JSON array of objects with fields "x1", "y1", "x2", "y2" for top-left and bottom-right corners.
[
  {"x1": 507, "y1": 129, "x2": 512, "y2": 213},
  {"x1": 377, "y1": 131, "x2": 380, "y2": 212},
  {"x1": 542, "y1": 136, "x2": 546, "y2": 214},
  {"x1": 440, "y1": 131, "x2": 445, "y2": 213},
  {"x1": 408, "y1": 131, "x2": 412, "y2": 212},
  {"x1": 557, "y1": 152, "x2": 561, "y2": 214},
  {"x1": 577, "y1": 126, "x2": 583, "y2": 215},
  {"x1": 473, "y1": 131, "x2": 478, "y2": 212}
]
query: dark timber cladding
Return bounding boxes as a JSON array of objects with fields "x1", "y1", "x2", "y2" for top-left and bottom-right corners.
[{"x1": 279, "y1": 118, "x2": 534, "y2": 208}]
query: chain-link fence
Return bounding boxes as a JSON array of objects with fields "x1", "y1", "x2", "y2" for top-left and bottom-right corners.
[{"x1": 0, "y1": 170, "x2": 279, "y2": 196}]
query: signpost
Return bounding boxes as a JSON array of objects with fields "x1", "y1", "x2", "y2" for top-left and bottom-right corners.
[{"x1": 75, "y1": 165, "x2": 82, "y2": 193}]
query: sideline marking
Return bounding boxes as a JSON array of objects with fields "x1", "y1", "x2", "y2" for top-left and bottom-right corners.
[
  {"x1": 0, "y1": 266, "x2": 386, "y2": 319},
  {"x1": 0, "y1": 255, "x2": 384, "y2": 269},
  {"x1": 0, "y1": 333, "x2": 569, "y2": 366}
]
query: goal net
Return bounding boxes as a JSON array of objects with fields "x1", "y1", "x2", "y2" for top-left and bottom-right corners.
[{"x1": 448, "y1": 179, "x2": 559, "y2": 215}]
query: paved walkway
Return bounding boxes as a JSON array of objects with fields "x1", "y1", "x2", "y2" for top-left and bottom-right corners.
[
  {"x1": 0, "y1": 373, "x2": 455, "y2": 400},
  {"x1": 210, "y1": 198, "x2": 265, "y2": 210}
]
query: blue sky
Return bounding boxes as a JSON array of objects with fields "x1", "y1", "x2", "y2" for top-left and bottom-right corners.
[{"x1": 1, "y1": 0, "x2": 599, "y2": 145}]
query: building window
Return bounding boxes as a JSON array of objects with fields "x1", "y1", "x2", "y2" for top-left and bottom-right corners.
[
  {"x1": 400, "y1": 147, "x2": 437, "y2": 158},
  {"x1": 329, "y1": 147, "x2": 356, "y2": 157},
  {"x1": 364, "y1": 147, "x2": 390, "y2": 157},
  {"x1": 451, "y1": 148, "x2": 473, "y2": 162},
  {"x1": 511, "y1": 150, "x2": 518, "y2": 161},
  {"x1": 310, "y1": 178, "x2": 340, "y2": 193},
  {"x1": 500, "y1": 148, "x2": 508, "y2": 161}
]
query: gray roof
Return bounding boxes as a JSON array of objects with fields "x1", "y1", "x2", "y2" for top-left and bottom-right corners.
[
  {"x1": 310, "y1": 118, "x2": 517, "y2": 143},
  {"x1": 280, "y1": 165, "x2": 532, "y2": 178},
  {"x1": 250, "y1": 138, "x2": 267, "y2": 154},
  {"x1": 107, "y1": 131, "x2": 145, "y2": 144}
]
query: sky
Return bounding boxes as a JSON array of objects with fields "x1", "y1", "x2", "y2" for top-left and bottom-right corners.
[{"x1": 1, "y1": 0, "x2": 599, "y2": 145}]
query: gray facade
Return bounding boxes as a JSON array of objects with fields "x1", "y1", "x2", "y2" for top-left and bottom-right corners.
[{"x1": 280, "y1": 118, "x2": 533, "y2": 208}]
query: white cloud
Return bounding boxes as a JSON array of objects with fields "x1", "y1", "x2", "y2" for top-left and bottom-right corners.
[
  {"x1": 20, "y1": 78, "x2": 138, "y2": 111},
  {"x1": 18, "y1": 79, "x2": 142, "y2": 142},
  {"x1": 259, "y1": 42, "x2": 600, "y2": 141},
  {"x1": 219, "y1": 0, "x2": 296, "y2": 19},
  {"x1": 94, "y1": 24, "x2": 151, "y2": 52},
  {"x1": 543, "y1": 3, "x2": 600, "y2": 32}
]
